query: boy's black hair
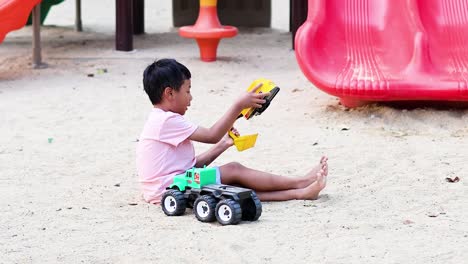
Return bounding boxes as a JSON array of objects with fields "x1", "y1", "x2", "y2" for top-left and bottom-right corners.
[{"x1": 143, "y1": 58, "x2": 191, "y2": 104}]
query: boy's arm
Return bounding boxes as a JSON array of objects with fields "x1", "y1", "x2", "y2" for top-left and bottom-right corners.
[
  {"x1": 194, "y1": 134, "x2": 233, "y2": 167},
  {"x1": 190, "y1": 84, "x2": 269, "y2": 144}
]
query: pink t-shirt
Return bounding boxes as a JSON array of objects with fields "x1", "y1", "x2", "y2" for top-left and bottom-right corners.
[{"x1": 136, "y1": 108, "x2": 198, "y2": 204}]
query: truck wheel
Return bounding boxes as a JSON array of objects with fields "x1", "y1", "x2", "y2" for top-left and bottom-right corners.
[
  {"x1": 161, "y1": 189, "x2": 186, "y2": 216},
  {"x1": 241, "y1": 193, "x2": 262, "y2": 221},
  {"x1": 215, "y1": 199, "x2": 242, "y2": 225},
  {"x1": 194, "y1": 195, "x2": 217, "y2": 222}
]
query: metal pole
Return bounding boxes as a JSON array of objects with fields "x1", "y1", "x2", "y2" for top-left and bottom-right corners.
[
  {"x1": 75, "y1": 0, "x2": 83, "y2": 31},
  {"x1": 133, "y1": 0, "x2": 144, "y2": 35},
  {"x1": 289, "y1": 0, "x2": 293, "y2": 32},
  {"x1": 116, "y1": 0, "x2": 133, "y2": 51},
  {"x1": 32, "y1": 4, "x2": 46, "y2": 69},
  {"x1": 290, "y1": 0, "x2": 308, "y2": 49}
]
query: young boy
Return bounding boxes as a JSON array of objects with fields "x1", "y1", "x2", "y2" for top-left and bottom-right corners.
[{"x1": 136, "y1": 58, "x2": 328, "y2": 204}]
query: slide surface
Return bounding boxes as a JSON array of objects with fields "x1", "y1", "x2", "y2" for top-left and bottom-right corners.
[
  {"x1": 0, "y1": 0, "x2": 42, "y2": 43},
  {"x1": 295, "y1": 0, "x2": 468, "y2": 107}
]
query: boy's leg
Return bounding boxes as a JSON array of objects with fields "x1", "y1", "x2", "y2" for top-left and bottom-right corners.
[
  {"x1": 219, "y1": 156, "x2": 327, "y2": 192},
  {"x1": 255, "y1": 170, "x2": 327, "y2": 201}
]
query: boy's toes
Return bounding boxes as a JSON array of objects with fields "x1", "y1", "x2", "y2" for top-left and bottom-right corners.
[
  {"x1": 320, "y1": 156, "x2": 326, "y2": 164},
  {"x1": 316, "y1": 171, "x2": 323, "y2": 184}
]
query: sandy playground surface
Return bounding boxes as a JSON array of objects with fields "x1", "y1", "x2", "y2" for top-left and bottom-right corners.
[{"x1": 1, "y1": 1, "x2": 468, "y2": 263}]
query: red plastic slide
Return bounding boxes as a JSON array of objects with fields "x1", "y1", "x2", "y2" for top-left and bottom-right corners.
[
  {"x1": 295, "y1": 0, "x2": 468, "y2": 107},
  {"x1": 0, "y1": 0, "x2": 41, "y2": 43}
]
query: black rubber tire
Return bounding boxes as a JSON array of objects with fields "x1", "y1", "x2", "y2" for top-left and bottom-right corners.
[
  {"x1": 161, "y1": 189, "x2": 187, "y2": 216},
  {"x1": 194, "y1": 195, "x2": 217, "y2": 222},
  {"x1": 215, "y1": 199, "x2": 242, "y2": 225},
  {"x1": 241, "y1": 193, "x2": 262, "y2": 221}
]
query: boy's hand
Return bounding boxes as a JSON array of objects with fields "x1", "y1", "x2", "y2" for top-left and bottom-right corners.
[
  {"x1": 219, "y1": 128, "x2": 239, "y2": 149},
  {"x1": 230, "y1": 127, "x2": 240, "y2": 137},
  {"x1": 235, "y1": 83, "x2": 271, "y2": 110}
]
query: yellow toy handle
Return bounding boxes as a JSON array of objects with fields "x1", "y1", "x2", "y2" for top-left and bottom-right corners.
[
  {"x1": 228, "y1": 130, "x2": 238, "y2": 139},
  {"x1": 240, "y1": 78, "x2": 280, "y2": 120}
]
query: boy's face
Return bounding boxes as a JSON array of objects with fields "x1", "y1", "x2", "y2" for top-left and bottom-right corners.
[{"x1": 172, "y1": 79, "x2": 192, "y2": 115}]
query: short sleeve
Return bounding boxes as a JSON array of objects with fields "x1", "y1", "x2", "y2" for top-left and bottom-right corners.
[{"x1": 159, "y1": 114, "x2": 197, "y2": 146}]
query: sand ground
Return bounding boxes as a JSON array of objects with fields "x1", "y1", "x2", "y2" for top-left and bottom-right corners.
[{"x1": 1, "y1": 1, "x2": 468, "y2": 263}]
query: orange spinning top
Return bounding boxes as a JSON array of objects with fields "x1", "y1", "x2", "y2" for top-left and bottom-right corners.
[{"x1": 179, "y1": 0, "x2": 238, "y2": 62}]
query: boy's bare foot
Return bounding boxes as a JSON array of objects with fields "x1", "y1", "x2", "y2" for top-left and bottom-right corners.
[
  {"x1": 298, "y1": 169, "x2": 327, "y2": 200},
  {"x1": 304, "y1": 156, "x2": 328, "y2": 184}
]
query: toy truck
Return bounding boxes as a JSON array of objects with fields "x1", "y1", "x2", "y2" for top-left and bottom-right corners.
[{"x1": 161, "y1": 167, "x2": 262, "y2": 225}]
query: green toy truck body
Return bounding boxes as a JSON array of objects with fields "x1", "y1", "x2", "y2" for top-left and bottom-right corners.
[{"x1": 169, "y1": 167, "x2": 217, "y2": 191}]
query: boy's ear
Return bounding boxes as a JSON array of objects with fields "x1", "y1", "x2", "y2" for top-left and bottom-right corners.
[{"x1": 163, "y1": 87, "x2": 173, "y2": 99}]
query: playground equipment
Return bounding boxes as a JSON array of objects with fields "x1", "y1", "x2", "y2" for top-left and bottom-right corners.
[
  {"x1": 295, "y1": 0, "x2": 468, "y2": 108},
  {"x1": 1, "y1": 0, "x2": 84, "y2": 68},
  {"x1": 229, "y1": 78, "x2": 280, "y2": 152},
  {"x1": 26, "y1": 0, "x2": 65, "y2": 25},
  {"x1": 0, "y1": 0, "x2": 41, "y2": 43},
  {"x1": 0, "y1": 0, "x2": 46, "y2": 68},
  {"x1": 179, "y1": 0, "x2": 238, "y2": 62},
  {"x1": 162, "y1": 167, "x2": 262, "y2": 225}
]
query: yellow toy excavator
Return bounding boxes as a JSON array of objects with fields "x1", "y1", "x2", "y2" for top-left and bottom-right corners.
[{"x1": 229, "y1": 78, "x2": 280, "y2": 151}]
